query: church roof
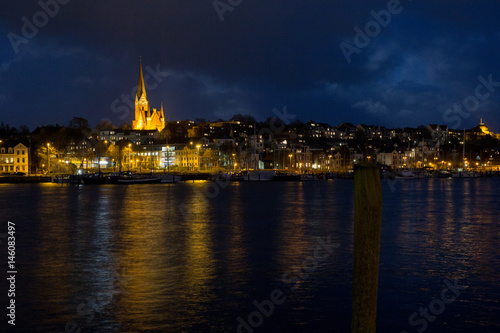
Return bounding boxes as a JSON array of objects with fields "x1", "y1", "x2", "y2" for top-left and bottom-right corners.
[{"x1": 136, "y1": 61, "x2": 147, "y2": 100}]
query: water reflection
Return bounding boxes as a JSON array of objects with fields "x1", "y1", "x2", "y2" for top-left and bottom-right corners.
[
  {"x1": 278, "y1": 182, "x2": 308, "y2": 273},
  {"x1": 30, "y1": 184, "x2": 76, "y2": 328},
  {"x1": 0, "y1": 180, "x2": 499, "y2": 332}
]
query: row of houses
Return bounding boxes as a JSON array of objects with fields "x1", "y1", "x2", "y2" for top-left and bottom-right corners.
[
  {"x1": 93, "y1": 120, "x2": 493, "y2": 148},
  {"x1": 3, "y1": 118, "x2": 497, "y2": 174},
  {"x1": 0, "y1": 139, "x2": 451, "y2": 174},
  {"x1": 70, "y1": 140, "x2": 444, "y2": 172}
]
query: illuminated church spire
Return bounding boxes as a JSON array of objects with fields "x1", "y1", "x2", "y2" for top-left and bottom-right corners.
[
  {"x1": 132, "y1": 59, "x2": 165, "y2": 132},
  {"x1": 136, "y1": 58, "x2": 147, "y2": 101}
]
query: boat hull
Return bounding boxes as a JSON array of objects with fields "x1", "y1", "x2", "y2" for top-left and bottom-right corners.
[{"x1": 117, "y1": 177, "x2": 161, "y2": 184}]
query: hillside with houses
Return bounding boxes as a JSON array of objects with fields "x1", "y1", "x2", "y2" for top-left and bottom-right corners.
[{"x1": 1, "y1": 117, "x2": 500, "y2": 175}]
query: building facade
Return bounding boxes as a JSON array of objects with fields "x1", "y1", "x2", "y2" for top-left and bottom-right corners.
[{"x1": 0, "y1": 143, "x2": 29, "y2": 173}]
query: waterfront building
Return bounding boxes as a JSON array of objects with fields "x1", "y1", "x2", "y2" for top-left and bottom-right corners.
[
  {"x1": 332, "y1": 152, "x2": 342, "y2": 170},
  {"x1": 376, "y1": 147, "x2": 404, "y2": 169},
  {"x1": 129, "y1": 144, "x2": 163, "y2": 171},
  {"x1": 290, "y1": 145, "x2": 313, "y2": 170},
  {"x1": 0, "y1": 143, "x2": 29, "y2": 173},
  {"x1": 160, "y1": 146, "x2": 176, "y2": 169},
  {"x1": 178, "y1": 146, "x2": 201, "y2": 169}
]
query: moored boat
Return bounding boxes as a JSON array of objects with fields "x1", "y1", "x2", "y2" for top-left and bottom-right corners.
[
  {"x1": 159, "y1": 174, "x2": 182, "y2": 183},
  {"x1": 81, "y1": 173, "x2": 120, "y2": 184},
  {"x1": 272, "y1": 172, "x2": 300, "y2": 181},
  {"x1": 117, "y1": 175, "x2": 161, "y2": 184},
  {"x1": 230, "y1": 173, "x2": 245, "y2": 181},
  {"x1": 452, "y1": 170, "x2": 480, "y2": 178},
  {"x1": 394, "y1": 170, "x2": 417, "y2": 179},
  {"x1": 300, "y1": 174, "x2": 319, "y2": 181},
  {"x1": 243, "y1": 170, "x2": 275, "y2": 181}
]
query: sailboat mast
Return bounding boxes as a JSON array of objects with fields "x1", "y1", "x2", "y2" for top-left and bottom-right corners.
[{"x1": 254, "y1": 123, "x2": 257, "y2": 170}]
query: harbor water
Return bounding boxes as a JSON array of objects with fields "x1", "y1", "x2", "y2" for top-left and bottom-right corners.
[{"x1": 0, "y1": 178, "x2": 499, "y2": 332}]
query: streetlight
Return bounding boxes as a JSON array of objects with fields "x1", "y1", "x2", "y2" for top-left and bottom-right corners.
[
  {"x1": 196, "y1": 144, "x2": 201, "y2": 171},
  {"x1": 47, "y1": 143, "x2": 50, "y2": 174},
  {"x1": 328, "y1": 154, "x2": 332, "y2": 171},
  {"x1": 128, "y1": 143, "x2": 132, "y2": 172},
  {"x1": 289, "y1": 154, "x2": 293, "y2": 171}
]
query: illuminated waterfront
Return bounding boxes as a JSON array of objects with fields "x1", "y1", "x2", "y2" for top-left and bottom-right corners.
[{"x1": 0, "y1": 179, "x2": 499, "y2": 332}]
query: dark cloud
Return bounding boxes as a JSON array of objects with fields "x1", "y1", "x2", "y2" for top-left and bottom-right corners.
[{"x1": 1, "y1": 1, "x2": 499, "y2": 131}]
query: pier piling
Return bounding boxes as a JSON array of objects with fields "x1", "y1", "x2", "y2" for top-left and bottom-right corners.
[{"x1": 352, "y1": 163, "x2": 383, "y2": 333}]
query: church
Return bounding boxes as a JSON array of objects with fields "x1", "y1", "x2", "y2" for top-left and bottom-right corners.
[{"x1": 132, "y1": 61, "x2": 165, "y2": 132}]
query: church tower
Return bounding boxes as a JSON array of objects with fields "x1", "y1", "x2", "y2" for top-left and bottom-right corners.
[{"x1": 132, "y1": 60, "x2": 165, "y2": 131}]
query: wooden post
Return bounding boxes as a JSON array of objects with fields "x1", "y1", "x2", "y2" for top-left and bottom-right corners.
[{"x1": 352, "y1": 163, "x2": 383, "y2": 333}]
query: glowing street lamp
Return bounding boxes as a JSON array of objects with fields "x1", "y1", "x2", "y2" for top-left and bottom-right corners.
[
  {"x1": 196, "y1": 144, "x2": 201, "y2": 170},
  {"x1": 289, "y1": 154, "x2": 293, "y2": 170},
  {"x1": 47, "y1": 143, "x2": 50, "y2": 174},
  {"x1": 128, "y1": 143, "x2": 132, "y2": 172}
]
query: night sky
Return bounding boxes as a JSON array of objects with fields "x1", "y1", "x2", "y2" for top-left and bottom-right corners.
[{"x1": 1, "y1": 1, "x2": 499, "y2": 131}]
